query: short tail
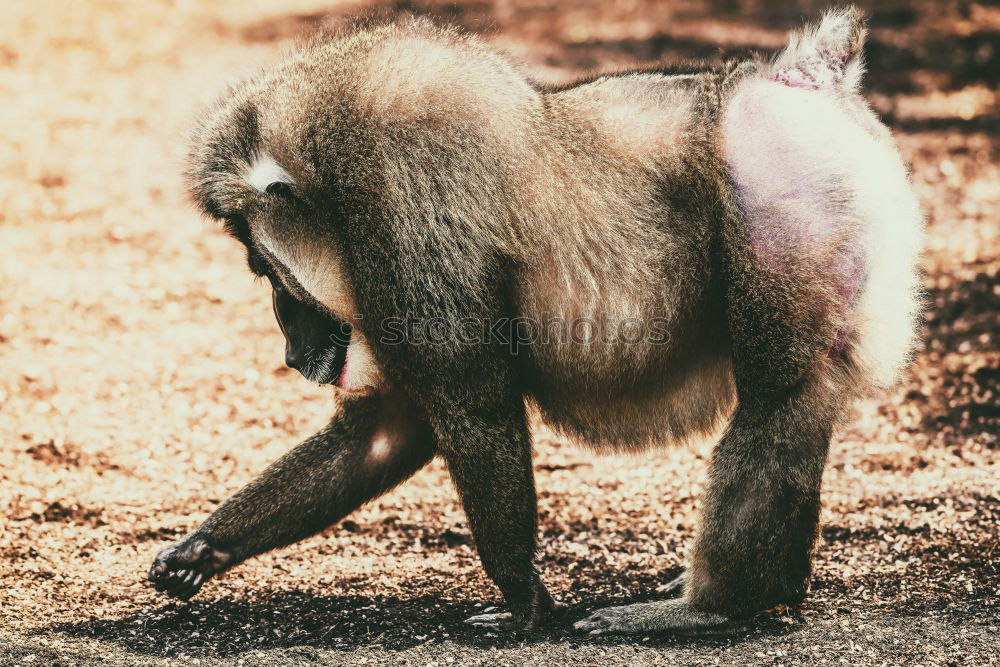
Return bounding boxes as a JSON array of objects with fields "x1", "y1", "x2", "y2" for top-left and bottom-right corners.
[{"x1": 770, "y1": 6, "x2": 867, "y2": 93}]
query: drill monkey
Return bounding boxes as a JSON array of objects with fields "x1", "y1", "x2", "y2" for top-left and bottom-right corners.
[{"x1": 150, "y1": 8, "x2": 923, "y2": 634}]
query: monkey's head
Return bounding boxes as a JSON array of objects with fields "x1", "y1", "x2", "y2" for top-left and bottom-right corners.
[
  {"x1": 187, "y1": 105, "x2": 366, "y2": 388},
  {"x1": 185, "y1": 21, "x2": 536, "y2": 392}
]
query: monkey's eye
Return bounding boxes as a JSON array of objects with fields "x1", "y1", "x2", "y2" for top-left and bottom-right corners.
[{"x1": 265, "y1": 181, "x2": 293, "y2": 197}]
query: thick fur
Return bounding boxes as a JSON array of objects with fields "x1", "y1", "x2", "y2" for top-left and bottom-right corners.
[{"x1": 153, "y1": 7, "x2": 923, "y2": 633}]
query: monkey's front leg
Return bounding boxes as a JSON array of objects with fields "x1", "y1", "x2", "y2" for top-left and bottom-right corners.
[
  {"x1": 433, "y1": 401, "x2": 561, "y2": 631},
  {"x1": 148, "y1": 392, "x2": 434, "y2": 600}
]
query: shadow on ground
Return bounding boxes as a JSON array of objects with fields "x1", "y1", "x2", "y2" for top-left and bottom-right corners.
[{"x1": 42, "y1": 591, "x2": 799, "y2": 658}]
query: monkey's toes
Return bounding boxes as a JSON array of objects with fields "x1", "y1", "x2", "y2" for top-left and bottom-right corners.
[
  {"x1": 573, "y1": 604, "x2": 636, "y2": 635},
  {"x1": 574, "y1": 599, "x2": 736, "y2": 636},
  {"x1": 148, "y1": 534, "x2": 231, "y2": 601}
]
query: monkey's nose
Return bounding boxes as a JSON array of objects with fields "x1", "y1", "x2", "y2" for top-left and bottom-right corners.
[{"x1": 285, "y1": 345, "x2": 303, "y2": 370}]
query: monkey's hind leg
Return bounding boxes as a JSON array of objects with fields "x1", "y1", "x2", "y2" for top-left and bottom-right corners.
[
  {"x1": 577, "y1": 197, "x2": 849, "y2": 635},
  {"x1": 576, "y1": 380, "x2": 838, "y2": 635},
  {"x1": 149, "y1": 393, "x2": 434, "y2": 600}
]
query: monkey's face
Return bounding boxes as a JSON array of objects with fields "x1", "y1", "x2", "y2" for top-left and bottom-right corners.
[
  {"x1": 225, "y1": 211, "x2": 355, "y2": 387},
  {"x1": 269, "y1": 277, "x2": 353, "y2": 386}
]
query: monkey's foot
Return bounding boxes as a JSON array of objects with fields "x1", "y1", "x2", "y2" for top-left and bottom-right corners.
[
  {"x1": 148, "y1": 534, "x2": 232, "y2": 601},
  {"x1": 573, "y1": 599, "x2": 739, "y2": 636}
]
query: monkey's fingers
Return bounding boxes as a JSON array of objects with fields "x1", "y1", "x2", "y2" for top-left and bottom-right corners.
[
  {"x1": 152, "y1": 566, "x2": 209, "y2": 600},
  {"x1": 463, "y1": 609, "x2": 510, "y2": 630},
  {"x1": 148, "y1": 534, "x2": 231, "y2": 601},
  {"x1": 464, "y1": 598, "x2": 567, "y2": 632},
  {"x1": 175, "y1": 571, "x2": 207, "y2": 601}
]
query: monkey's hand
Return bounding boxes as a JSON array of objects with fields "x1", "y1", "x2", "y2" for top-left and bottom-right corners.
[
  {"x1": 573, "y1": 598, "x2": 739, "y2": 636},
  {"x1": 463, "y1": 583, "x2": 566, "y2": 632},
  {"x1": 148, "y1": 534, "x2": 232, "y2": 601}
]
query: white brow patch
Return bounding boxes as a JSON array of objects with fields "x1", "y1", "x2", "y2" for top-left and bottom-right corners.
[{"x1": 242, "y1": 152, "x2": 293, "y2": 192}]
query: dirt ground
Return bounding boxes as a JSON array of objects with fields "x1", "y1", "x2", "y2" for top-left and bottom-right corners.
[{"x1": 1, "y1": 1, "x2": 997, "y2": 665}]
